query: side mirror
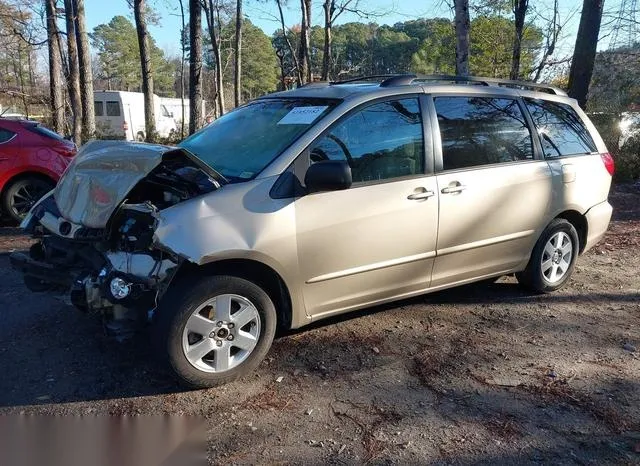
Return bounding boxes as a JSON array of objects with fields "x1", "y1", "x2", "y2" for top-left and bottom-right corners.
[{"x1": 304, "y1": 160, "x2": 352, "y2": 193}]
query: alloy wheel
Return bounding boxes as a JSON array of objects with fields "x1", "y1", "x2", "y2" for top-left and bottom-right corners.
[
  {"x1": 9, "y1": 180, "x2": 51, "y2": 219},
  {"x1": 181, "y1": 294, "x2": 261, "y2": 373},
  {"x1": 541, "y1": 231, "x2": 573, "y2": 284}
]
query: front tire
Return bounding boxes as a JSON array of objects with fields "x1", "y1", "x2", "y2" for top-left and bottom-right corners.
[
  {"x1": 154, "y1": 275, "x2": 277, "y2": 388},
  {"x1": 517, "y1": 218, "x2": 579, "y2": 293}
]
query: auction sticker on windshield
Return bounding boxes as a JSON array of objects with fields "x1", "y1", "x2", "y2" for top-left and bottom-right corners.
[{"x1": 277, "y1": 106, "x2": 329, "y2": 125}]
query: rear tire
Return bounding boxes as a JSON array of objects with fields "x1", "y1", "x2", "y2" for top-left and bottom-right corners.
[
  {"x1": 1, "y1": 176, "x2": 55, "y2": 223},
  {"x1": 154, "y1": 275, "x2": 277, "y2": 388},
  {"x1": 517, "y1": 218, "x2": 579, "y2": 293}
]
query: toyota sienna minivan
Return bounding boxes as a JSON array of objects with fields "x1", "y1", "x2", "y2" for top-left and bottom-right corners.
[{"x1": 11, "y1": 74, "x2": 614, "y2": 388}]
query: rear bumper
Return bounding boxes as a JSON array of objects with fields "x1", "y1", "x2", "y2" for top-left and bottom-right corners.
[{"x1": 583, "y1": 200, "x2": 613, "y2": 253}]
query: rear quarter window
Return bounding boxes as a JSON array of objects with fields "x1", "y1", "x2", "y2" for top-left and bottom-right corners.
[
  {"x1": 524, "y1": 98, "x2": 597, "y2": 158},
  {"x1": 0, "y1": 127, "x2": 16, "y2": 144}
]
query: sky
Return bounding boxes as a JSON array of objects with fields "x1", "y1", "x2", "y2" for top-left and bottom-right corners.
[{"x1": 82, "y1": 0, "x2": 631, "y2": 61}]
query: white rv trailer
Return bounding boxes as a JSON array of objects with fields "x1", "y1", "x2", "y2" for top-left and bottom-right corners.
[{"x1": 93, "y1": 91, "x2": 204, "y2": 141}]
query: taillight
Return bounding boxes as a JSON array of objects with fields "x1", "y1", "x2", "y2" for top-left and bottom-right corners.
[
  {"x1": 600, "y1": 152, "x2": 615, "y2": 176},
  {"x1": 123, "y1": 121, "x2": 129, "y2": 131}
]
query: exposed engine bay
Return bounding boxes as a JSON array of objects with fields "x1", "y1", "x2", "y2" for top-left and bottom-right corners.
[{"x1": 10, "y1": 142, "x2": 223, "y2": 340}]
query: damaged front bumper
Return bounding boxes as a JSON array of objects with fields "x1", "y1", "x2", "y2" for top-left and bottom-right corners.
[
  {"x1": 11, "y1": 203, "x2": 181, "y2": 339},
  {"x1": 10, "y1": 141, "x2": 223, "y2": 340}
]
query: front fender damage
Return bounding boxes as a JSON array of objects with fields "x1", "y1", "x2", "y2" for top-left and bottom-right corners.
[{"x1": 11, "y1": 140, "x2": 224, "y2": 341}]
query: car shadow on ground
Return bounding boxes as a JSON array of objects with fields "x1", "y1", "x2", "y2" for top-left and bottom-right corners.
[
  {"x1": 1, "y1": 270, "x2": 637, "y2": 409},
  {"x1": 282, "y1": 278, "x2": 639, "y2": 337}
]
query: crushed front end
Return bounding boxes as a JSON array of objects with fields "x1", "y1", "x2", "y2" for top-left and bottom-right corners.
[{"x1": 10, "y1": 140, "x2": 223, "y2": 340}]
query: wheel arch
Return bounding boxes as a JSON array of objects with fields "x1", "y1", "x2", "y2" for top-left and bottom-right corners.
[
  {"x1": 554, "y1": 210, "x2": 588, "y2": 253},
  {"x1": 0, "y1": 169, "x2": 57, "y2": 195},
  {"x1": 0, "y1": 170, "x2": 57, "y2": 214},
  {"x1": 178, "y1": 258, "x2": 294, "y2": 332}
]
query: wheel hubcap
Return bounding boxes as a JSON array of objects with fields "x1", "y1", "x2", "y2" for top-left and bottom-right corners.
[
  {"x1": 182, "y1": 294, "x2": 261, "y2": 373},
  {"x1": 541, "y1": 231, "x2": 573, "y2": 284}
]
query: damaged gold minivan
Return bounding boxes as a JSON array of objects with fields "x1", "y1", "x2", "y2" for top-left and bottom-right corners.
[{"x1": 11, "y1": 75, "x2": 614, "y2": 388}]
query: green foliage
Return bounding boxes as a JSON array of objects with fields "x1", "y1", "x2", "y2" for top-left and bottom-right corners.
[
  {"x1": 236, "y1": 21, "x2": 279, "y2": 99},
  {"x1": 410, "y1": 19, "x2": 456, "y2": 75},
  {"x1": 273, "y1": 22, "x2": 420, "y2": 81},
  {"x1": 615, "y1": 136, "x2": 640, "y2": 181},
  {"x1": 205, "y1": 19, "x2": 278, "y2": 101},
  {"x1": 589, "y1": 112, "x2": 640, "y2": 181},
  {"x1": 411, "y1": 16, "x2": 542, "y2": 78},
  {"x1": 273, "y1": 15, "x2": 543, "y2": 83},
  {"x1": 90, "y1": 16, "x2": 175, "y2": 95},
  {"x1": 471, "y1": 16, "x2": 541, "y2": 78}
]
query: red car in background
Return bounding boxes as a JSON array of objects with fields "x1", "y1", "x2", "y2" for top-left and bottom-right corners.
[{"x1": 0, "y1": 119, "x2": 76, "y2": 222}]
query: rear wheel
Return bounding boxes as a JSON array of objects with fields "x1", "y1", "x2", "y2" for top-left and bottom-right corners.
[
  {"x1": 517, "y1": 218, "x2": 579, "y2": 293},
  {"x1": 2, "y1": 177, "x2": 55, "y2": 223},
  {"x1": 154, "y1": 275, "x2": 277, "y2": 388}
]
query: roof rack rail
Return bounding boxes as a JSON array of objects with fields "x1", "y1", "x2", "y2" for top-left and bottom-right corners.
[
  {"x1": 330, "y1": 74, "x2": 401, "y2": 85},
  {"x1": 328, "y1": 73, "x2": 567, "y2": 96},
  {"x1": 380, "y1": 74, "x2": 418, "y2": 87},
  {"x1": 410, "y1": 74, "x2": 567, "y2": 96}
]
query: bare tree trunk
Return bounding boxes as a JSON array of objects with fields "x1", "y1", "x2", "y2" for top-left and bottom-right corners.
[
  {"x1": 74, "y1": 0, "x2": 95, "y2": 141},
  {"x1": 189, "y1": 0, "x2": 203, "y2": 133},
  {"x1": 453, "y1": 0, "x2": 470, "y2": 76},
  {"x1": 179, "y1": 0, "x2": 186, "y2": 136},
  {"x1": 234, "y1": 0, "x2": 242, "y2": 107},
  {"x1": 133, "y1": 0, "x2": 156, "y2": 142},
  {"x1": 568, "y1": 0, "x2": 605, "y2": 109},
  {"x1": 15, "y1": 44, "x2": 30, "y2": 118},
  {"x1": 322, "y1": 0, "x2": 334, "y2": 81},
  {"x1": 276, "y1": 49, "x2": 286, "y2": 89},
  {"x1": 510, "y1": 0, "x2": 528, "y2": 80},
  {"x1": 203, "y1": 0, "x2": 225, "y2": 116},
  {"x1": 532, "y1": 0, "x2": 560, "y2": 82},
  {"x1": 64, "y1": 0, "x2": 82, "y2": 145},
  {"x1": 277, "y1": 0, "x2": 301, "y2": 85},
  {"x1": 45, "y1": 0, "x2": 64, "y2": 134},
  {"x1": 298, "y1": 0, "x2": 312, "y2": 84},
  {"x1": 214, "y1": 5, "x2": 225, "y2": 114}
]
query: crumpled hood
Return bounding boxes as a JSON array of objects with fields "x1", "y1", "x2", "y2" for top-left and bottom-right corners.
[{"x1": 54, "y1": 140, "x2": 170, "y2": 228}]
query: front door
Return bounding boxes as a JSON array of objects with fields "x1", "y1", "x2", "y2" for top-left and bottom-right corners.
[
  {"x1": 294, "y1": 97, "x2": 439, "y2": 318},
  {"x1": 430, "y1": 95, "x2": 553, "y2": 287}
]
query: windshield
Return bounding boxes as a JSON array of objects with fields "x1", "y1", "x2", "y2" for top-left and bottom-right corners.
[{"x1": 179, "y1": 98, "x2": 339, "y2": 181}]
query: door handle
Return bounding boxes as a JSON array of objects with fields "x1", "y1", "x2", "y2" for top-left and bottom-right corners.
[
  {"x1": 441, "y1": 184, "x2": 466, "y2": 194},
  {"x1": 407, "y1": 189, "x2": 435, "y2": 200}
]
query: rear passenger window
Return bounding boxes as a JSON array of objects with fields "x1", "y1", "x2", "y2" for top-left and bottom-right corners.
[
  {"x1": 0, "y1": 128, "x2": 15, "y2": 144},
  {"x1": 435, "y1": 97, "x2": 533, "y2": 171},
  {"x1": 524, "y1": 98, "x2": 596, "y2": 157},
  {"x1": 94, "y1": 101, "x2": 104, "y2": 117},
  {"x1": 310, "y1": 98, "x2": 424, "y2": 183},
  {"x1": 106, "y1": 101, "x2": 121, "y2": 117}
]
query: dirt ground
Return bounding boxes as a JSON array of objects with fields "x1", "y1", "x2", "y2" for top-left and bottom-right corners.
[{"x1": 0, "y1": 184, "x2": 638, "y2": 465}]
